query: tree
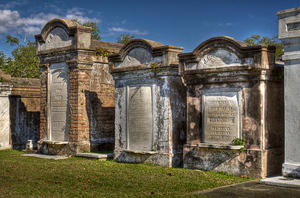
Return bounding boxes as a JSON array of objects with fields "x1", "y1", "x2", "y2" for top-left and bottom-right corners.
[
  {"x1": 0, "y1": 52, "x2": 5, "y2": 68},
  {"x1": 244, "y1": 34, "x2": 283, "y2": 61},
  {"x1": 0, "y1": 36, "x2": 40, "y2": 78},
  {"x1": 71, "y1": 19, "x2": 101, "y2": 40},
  {"x1": 117, "y1": 33, "x2": 135, "y2": 44},
  {"x1": 6, "y1": 35, "x2": 19, "y2": 46}
]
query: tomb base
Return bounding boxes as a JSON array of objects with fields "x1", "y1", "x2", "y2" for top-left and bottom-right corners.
[
  {"x1": 183, "y1": 144, "x2": 283, "y2": 178},
  {"x1": 38, "y1": 140, "x2": 90, "y2": 156},
  {"x1": 114, "y1": 149, "x2": 182, "y2": 167},
  {"x1": 0, "y1": 145, "x2": 12, "y2": 150},
  {"x1": 282, "y1": 163, "x2": 300, "y2": 178}
]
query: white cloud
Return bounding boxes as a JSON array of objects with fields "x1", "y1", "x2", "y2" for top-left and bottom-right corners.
[
  {"x1": 108, "y1": 27, "x2": 147, "y2": 35},
  {"x1": 0, "y1": 8, "x2": 100, "y2": 36}
]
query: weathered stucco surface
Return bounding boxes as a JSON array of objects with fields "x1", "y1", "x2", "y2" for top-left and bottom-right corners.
[{"x1": 87, "y1": 62, "x2": 115, "y2": 152}]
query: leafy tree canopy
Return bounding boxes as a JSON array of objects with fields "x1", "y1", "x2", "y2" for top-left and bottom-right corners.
[
  {"x1": 6, "y1": 35, "x2": 19, "y2": 46},
  {"x1": 0, "y1": 52, "x2": 5, "y2": 67},
  {"x1": 117, "y1": 33, "x2": 135, "y2": 44},
  {"x1": 71, "y1": 19, "x2": 101, "y2": 40},
  {"x1": 244, "y1": 34, "x2": 283, "y2": 61},
  {"x1": 0, "y1": 35, "x2": 40, "y2": 78}
]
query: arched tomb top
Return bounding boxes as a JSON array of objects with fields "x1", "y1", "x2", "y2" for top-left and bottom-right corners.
[
  {"x1": 109, "y1": 39, "x2": 183, "y2": 71},
  {"x1": 118, "y1": 39, "x2": 164, "y2": 67},
  {"x1": 179, "y1": 36, "x2": 275, "y2": 71},
  {"x1": 35, "y1": 18, "x2": 92, "y2": 52}
]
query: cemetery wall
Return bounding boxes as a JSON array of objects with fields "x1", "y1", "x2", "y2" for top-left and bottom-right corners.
[
  {"x1": 10, "y1": 77, "x2": 40, "y2": 150},
  {"x1": 0, "y1": 71, "x2": 40, "y2": 150}
]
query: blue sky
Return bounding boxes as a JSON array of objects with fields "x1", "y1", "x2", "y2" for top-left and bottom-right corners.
[{"x1": 0, "y1": 0, "x2": 299, "y2": 56}]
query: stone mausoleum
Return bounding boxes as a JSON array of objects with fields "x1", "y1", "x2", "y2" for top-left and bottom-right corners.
[
  {"x1": 180, "y1": 36, "x2": 284, "y2": 177},
  {"x1": 109, "y1": 39, "x2": 186, "y2": 167},
  {"x1": 35, "y1": 19, "x2": 122, "y2": 155},
  {"x1": 277, "y1": 7, "x2": 300, "y2": 178}
]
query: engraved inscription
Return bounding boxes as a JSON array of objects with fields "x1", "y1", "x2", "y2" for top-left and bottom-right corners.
[
  {"x1": 203, "y1": 92, "x2": 239, "y2": 144},
  {"x1": 128, "y1": 86, "x2": 153, "y2": 151}
]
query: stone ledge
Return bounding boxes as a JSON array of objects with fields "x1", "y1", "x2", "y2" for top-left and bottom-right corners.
[
  {"x1": 261, "y1": 176, "x2": 300, "y2": 188},
  {"x1": 122, "y1": 149, "x2": 158, "y2": 155},
  {"x1": 197, "y1": 143, "x2": 244, "y2": 150},
  {"x1": 40, "y1": 140, "x2": 69, "y2": 145},
  {"x1": 21, "y1": 154, "x2": 69, "y2": 160},
  {"x1": 0, "y1": 145, "x2": 12, "y2": 150},
  {"x1": 75, "y1": 153, "x2": 113, "y2": 160}
]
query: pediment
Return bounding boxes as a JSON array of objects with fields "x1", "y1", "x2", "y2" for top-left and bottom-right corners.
[
  {"x1": 186, "y1": 48, "x2": 253, "y2": 70},
  {"x1": 40, "y1": 27, "x2": 74, "y2": 51},
  {"x1": 115, "y1": 47, "x2": 162, "y2": 67}
]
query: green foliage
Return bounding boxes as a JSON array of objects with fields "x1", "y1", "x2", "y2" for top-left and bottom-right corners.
[
  {"x1": 117, "y1": 33, "x2": 135, "y2": 44},
  {"x1": 5, "y1": 35, "x2": 19, "y2": 46},
  {"x1": 244, "y1": 34, "x2": 283, "y2": 61},
  {"x1": 72, "y1": 19, "x2": 101, "y2": 40},
  {"x1": 0, "y1": 36, "x2": 40, "y2": 78},
  {"x1": 95, "y1": 48, "x2": 111, "y2": 57},
  {"x1": 0, "y1": 149, "x2": 252, "y2": 197},
  {"x1": 0, "y1": 52, "x2": 5, "y2": 68},
  {"x1": 151, "y1": 62, "x2": 159, "y2": 72},
  {"x1": 232, "y1": 138, "x2": 245, "y2": 146},
  {"x1": 83, "y1": 22, "x2": 101, "y2": 40}
]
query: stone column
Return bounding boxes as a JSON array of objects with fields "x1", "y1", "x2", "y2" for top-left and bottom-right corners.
[
  {"x1": 0, "y1": 83, "x2": 12, "y2": 150},
  {"x1": 278, "y1": 7, "x2": 300, "y2": 177}
]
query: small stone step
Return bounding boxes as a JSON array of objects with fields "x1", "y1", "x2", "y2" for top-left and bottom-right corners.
[
  {"x1": 75, "y1": 153, "x2": 113, "y2": 160},
  {"x1": 261, "y1": 176, "x2": 300, "y2": 188},
  {"x1": 21, "y1": 154, "x2": 69, "y2": 160}
]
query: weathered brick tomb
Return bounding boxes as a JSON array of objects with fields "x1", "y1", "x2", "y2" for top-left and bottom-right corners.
[
  {"x1": 109, "y1": 39, "x2": 186, "y2": 167},
  {"x1": 35, "y1": 19, "x2": 122, "y2": 155},
  {"x1": 179, "y1": 36, "x2": 284, "y2": 177}
]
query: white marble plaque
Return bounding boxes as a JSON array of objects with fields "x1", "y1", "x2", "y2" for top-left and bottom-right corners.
[
  {"x1": 203, "y1": 92, "x2": 240, "y2": 144},
  {"x1": 127, "y1": 86, "x2": 153, "y2": 151},
  {"x1": 49, "y1": 62, "x2": 69, "y2": 141}
]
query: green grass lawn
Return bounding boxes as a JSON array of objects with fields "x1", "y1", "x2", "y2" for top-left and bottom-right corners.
[{"x1": 0, "y1": 150, "x2": 252, "y2": 197}]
